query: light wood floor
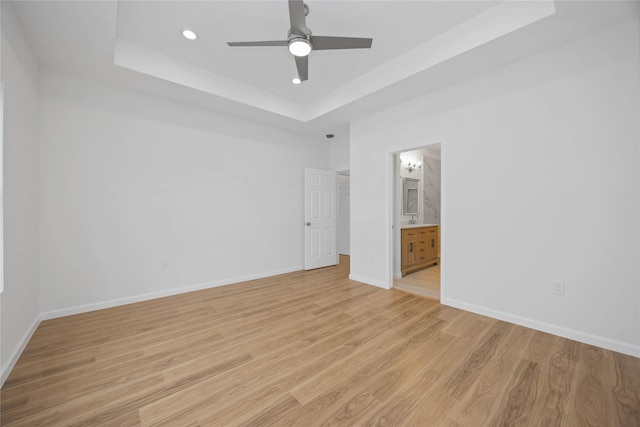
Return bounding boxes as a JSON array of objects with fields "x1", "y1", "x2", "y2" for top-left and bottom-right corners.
[
  {"x1": 2, "y1": 256, "x2": 639, "y2": 426},
  {"x1": 394, "y1": 265, "x2": 440, "y2": 300}
]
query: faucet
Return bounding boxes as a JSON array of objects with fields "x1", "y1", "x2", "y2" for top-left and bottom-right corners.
[{"x1": 410, "y1": 215, "x2": 418, "y2": 225}]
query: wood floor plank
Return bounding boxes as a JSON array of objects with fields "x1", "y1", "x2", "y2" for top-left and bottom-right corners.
[
  {"x1": 237, "y1": 393, "x2": 301, "y2": 427},
  {"x1": 403, "y1": 389, "x2": 459, "y2": 427},
  {"x1": 2, "y1": 255, "x2": 639, "y2": 426},
  {"x1": 443, "y1": 320, "x2": 511, "y2": 400},
  {"x1": 570, "y1": 344, "x2": 615, "y2": 427},
  {"x1": 491, "y1": 359, "x2": 540, "y2": 426},
  {"x1": 141, "y1": 316, "x2": 385, "y2": 424},
  {"x1": 139, "y1": 353, "x2": 303, "y2": 426},
  {"x1": 317, "y1": 392, "x2": 382, "y2": 427},
  {"x1": 276, "y1": 329, "x2": 447, "y2": 425},
  {"x1": 359, "y1": 371, "x2": 440, "y2": 427},
  {"x1": 194, "y1": 346, "x2": 362, "y2": 426},
  {"x1": 448, "y1": 324, "x2": 527, "y2": 425},
  {"x1": 291, "y1": 320, "x2": 440, "y2": 413},
  {"x1": 527, "y1": 338, "x2": 580, "y2": 426}
]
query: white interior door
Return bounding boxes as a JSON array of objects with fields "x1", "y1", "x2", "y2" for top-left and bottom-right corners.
[{"x1": 305, "y1": 168, "x2": 337, "y2": 270}]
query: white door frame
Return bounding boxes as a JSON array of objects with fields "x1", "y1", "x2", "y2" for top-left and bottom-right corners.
[
  {"x1": 0, "y1": 81, "x2": 4, "y2": 295},
  {"x1": 386, "y1": 140, "x2": 446, "y2": 300},
  {"x1": 337, "y1": 170, "x2": 350, "y2": 256}
]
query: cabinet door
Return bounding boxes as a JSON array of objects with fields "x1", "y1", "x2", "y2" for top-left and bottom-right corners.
[
  {"x1": 401, "y1": 229, "x2": 419, "y2": 269},
  {"x1": 427, "y1": 236, "x2": 438, "y2": 261},
  {"x1": 417, "y1": 236, "x2": 428, "y2": 263},
  {"x1": 402, "y1": 237, "x2": 417, "y2": 268}
]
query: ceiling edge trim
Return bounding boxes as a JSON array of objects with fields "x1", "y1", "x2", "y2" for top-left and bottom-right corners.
[
  {"x1": 113, "y1": 38, "x2": 306, "y2": 121},
  {"x1": 303, "y1": 0, "x2": 557, "y2": 121}
]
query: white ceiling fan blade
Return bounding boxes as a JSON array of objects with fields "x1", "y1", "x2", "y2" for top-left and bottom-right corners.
[
  {"x1": 227, "y1": 40, "x2": 288, "y2": 47},
  {"x1": 311, "y1": 36, "x2": 373, "y2": 50},
  {"x1": 288, "y1": 0, "x2": 308, "y2": 36},
  {"x1": 295, "y1": 55, "x2": 308, "y2": 81}
]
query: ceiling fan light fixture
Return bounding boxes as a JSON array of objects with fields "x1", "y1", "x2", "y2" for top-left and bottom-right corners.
[
  {"x1": 288, "y1": 38, "x2": 311, "y2": 57},
  {"x1": 182, "y1": 29, "x2": 198, "y2": 40}
]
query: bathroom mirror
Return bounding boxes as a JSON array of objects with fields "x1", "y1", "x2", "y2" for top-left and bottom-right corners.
[{"x1": 403, "y1": 178, "x2": 420, "y2": 215}]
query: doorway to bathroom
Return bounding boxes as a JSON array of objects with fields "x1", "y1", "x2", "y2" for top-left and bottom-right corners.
[{"x1": 392, "y1": 144, "x2": 442, "y2": 300}]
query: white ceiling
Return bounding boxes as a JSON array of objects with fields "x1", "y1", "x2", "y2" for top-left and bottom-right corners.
[
  {"x1": 8, "y1": 1, "x2": 639, "y2": 139},
  {"x1": 117, "y1": 1, "x2": 498, "y2": 102}
]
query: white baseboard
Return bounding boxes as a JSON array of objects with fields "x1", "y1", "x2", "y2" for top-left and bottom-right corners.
[
  {"x1": 442, "y1": 297, "x2": 640, "y2": 358},
  {"x1": 1, "y1": 314, "x2": 41, "y2": 387},
  {"x1": 349, "y1": 274, "x2": 391, "y2": 290},
  {"x1": 41, "y1": 266, "x2": 303, "y2": 320}
]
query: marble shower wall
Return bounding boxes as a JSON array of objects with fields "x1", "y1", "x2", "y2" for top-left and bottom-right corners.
[{"x1": 422, "y1": 152, "x2": 441, "y2": 224}]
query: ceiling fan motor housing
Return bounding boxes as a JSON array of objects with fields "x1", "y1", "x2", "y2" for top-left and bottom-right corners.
[{"x1": 287, "y1": 28, "x2": 312, "y2": 41}]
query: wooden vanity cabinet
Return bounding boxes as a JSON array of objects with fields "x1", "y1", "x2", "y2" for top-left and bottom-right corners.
[{"x1": 401, "y1": 226, "x2": 439, "y2": 276}]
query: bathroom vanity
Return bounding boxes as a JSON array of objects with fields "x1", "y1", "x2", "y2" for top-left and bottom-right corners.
[{"x1": 401, "y1": 225, "x2": 439, "y2": 276}]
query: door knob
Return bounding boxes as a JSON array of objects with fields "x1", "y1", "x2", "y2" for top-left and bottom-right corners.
[{"x1": 306, "y1": 222, "x2": 311, "y2": 226}]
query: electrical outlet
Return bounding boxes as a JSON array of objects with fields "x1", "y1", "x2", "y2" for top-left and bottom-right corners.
[{"x1": 552, "y1": 280, "x2": 565, "y2": 296}]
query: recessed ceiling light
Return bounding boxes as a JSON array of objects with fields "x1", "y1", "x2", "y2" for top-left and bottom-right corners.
[
  {"x1": 182, "y1": 30, "x2": 197, "y2": 40},
  {"x1": 292, "y1": 78, "x2": 301, "y2": 85}
]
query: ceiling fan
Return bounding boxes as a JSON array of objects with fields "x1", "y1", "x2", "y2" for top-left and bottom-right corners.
[{"x1": 227, "y1": 0, "x2": 373, "y2": 83}]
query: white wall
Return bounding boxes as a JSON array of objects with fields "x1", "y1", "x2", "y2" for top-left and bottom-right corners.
[
  {"x1": 350, "y1": 20, "x2": 640, "y2": 356},
  {"x1": 1, "y1": 3, "x2": 41, "y2": 383},
  {"x1": 329, "y1": 136, "x2": 349, "y2": 172},
  {"x1": 37, "y1": 70, "x2": 329, "y2": 317}
]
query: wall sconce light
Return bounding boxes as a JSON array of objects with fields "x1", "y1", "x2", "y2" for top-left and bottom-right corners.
[
  {"x1": 399, "y1": 155, "x2": 422, "y2": 172},
  {"x1": 405, "y1": 162, "x2": 421, "y2": 172}
]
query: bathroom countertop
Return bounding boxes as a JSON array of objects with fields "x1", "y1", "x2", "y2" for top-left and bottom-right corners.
[{"x1": 400, "y1": 223, "x2": 439, "y2": 229}]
